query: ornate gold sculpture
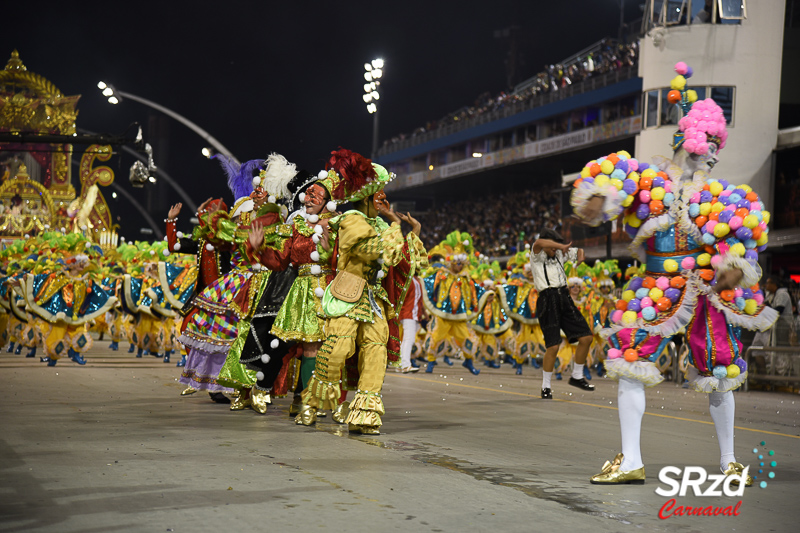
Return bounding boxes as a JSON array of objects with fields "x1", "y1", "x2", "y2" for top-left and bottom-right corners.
[{"x1": 0, "y1": 50, "x2": 116, "y2": 240}]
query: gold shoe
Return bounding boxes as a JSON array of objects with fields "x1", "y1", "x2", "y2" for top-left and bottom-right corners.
[
  {"x1": 295, "y1": 405, "x2": 317, "y2": 426},
  {"x1": 590, "y1": 466, "x2": 645, "y2": 485},
  {"x1": 180, "y1": 387, "x2": 197, "y2": 396},
  {"x1": 317, "y1": 410, "x2": 327, "y2": 418},
  {"x1": 600, "y1": 452, "x2": 624, "y2": 475},
  {"x1": 251, "y1": 389, "x2": 270, "y2": 414},
  {"x1": 348, "y1": 423, "x2": 380, "y2": 435},
  {"x1": 332, "y1": 401, "x2": 350, "y2": 424},
  {"x1": 289, "y1": 399, "x2": 302, "y2": 416},
  {"x1": 230, "y1": 390, "x2": 252, "y2": 411},
  {"x1": 723, "y1": 462, "x2": 753, "y2": 487}
]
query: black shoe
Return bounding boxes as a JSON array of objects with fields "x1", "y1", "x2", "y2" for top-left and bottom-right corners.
[
  {"x1": 568, "y1": 377, "x2": 595, "y2": 391},
  {"x1": 209, "y1": 392, "x2": 231, "y2": 404},
  {"x1": 541, "y1": 388, "x2": 553, "y2": 399}
]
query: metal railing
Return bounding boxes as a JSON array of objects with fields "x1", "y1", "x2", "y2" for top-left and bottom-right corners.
[
  {"x1": 377, "y1": 66, "x2": 639, "y2": 158},
  {"x1": 743, "y1": 346, "x2": 800, "y2": 392}
]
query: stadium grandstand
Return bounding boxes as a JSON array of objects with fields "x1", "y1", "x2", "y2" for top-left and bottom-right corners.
[{"x1": 375, "y1": 0, "x2": 800, "y2": 287}]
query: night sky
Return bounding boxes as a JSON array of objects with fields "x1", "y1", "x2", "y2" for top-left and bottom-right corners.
[{"x1": 4, "y1": 0, "x2": 642, "y2": 240}]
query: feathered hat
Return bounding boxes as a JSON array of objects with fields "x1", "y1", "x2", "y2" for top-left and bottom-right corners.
[
  {"x1": 213, "y1": 155, "x2": 264, "y2": 217},
  {"x1": 428, "y1": 230, "x2": 474, "y2": 264}
]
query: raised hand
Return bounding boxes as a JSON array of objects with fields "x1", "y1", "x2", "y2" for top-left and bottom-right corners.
[
  {"x1": 167, "y1": 203, "x2": 182, "y2": 219},
  {"x1": 398, "y1": 212, "x2": 422, "y2": 236},
  {"x1": 248, "y1": 221, "x2": 265, "y2": 251},
  {"x1": 196, "y1": 197, "x2": 215, "y2": 215}
]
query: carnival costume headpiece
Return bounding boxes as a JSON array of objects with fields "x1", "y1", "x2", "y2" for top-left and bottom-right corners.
[
  {"x1": 668, "y1": 61, "x2": 728, "y2": 155},
  {"x1": 592, "y1": 259, "x2": 620, "y2": 289},
  {"x1": 320, "y1": 148, "x2": 395, "y2": 204},
  {"x1": 428, "y1": 230, "x2": 474, "y2": 264},
  {"x1": 213, "y1": 155, "x2": 264, "y2": 217}
]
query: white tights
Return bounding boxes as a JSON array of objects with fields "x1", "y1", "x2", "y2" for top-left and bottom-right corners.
[{"x1": 616, "y1": 379, "x2": 737, "y2": 472}]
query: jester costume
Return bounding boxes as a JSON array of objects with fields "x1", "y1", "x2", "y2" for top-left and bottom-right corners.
[{"x1": 499, "y1": 253, "x2": 546, "y2": 374}]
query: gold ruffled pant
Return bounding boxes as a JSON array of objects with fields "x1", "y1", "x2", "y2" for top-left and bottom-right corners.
[
  {"x1": 427, "y1": 318, "x2": 475, "y2": 361},
  {"x1": 303, "y1": 301, "x2": 389, "y2": 428}
]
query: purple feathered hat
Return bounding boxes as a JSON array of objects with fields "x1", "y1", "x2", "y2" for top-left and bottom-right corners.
[{"x1": 213, "y1": 155, "x2": 265, "y2": 201}]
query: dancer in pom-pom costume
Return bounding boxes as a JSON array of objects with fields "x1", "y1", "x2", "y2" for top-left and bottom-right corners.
[{"x1": 571, "y1": 62, "x2": 778, "y2": 486}]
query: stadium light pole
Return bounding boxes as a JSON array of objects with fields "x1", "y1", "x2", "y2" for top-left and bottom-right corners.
[
  {"x1": 363, "y1": 58, "x2": 384, "y2": 158},
  {"x1": 97, "y1": 82, "x2": 240, "y2": 165}
]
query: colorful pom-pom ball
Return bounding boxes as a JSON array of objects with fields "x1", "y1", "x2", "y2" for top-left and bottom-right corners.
[
  {"x1": 756, "y1": 233, "x2": 769, "y2": 246},
  {"x1": 735, "y1": 296, "x2": 746, "y2": 310},
  {"x1": 663, "y1": 260, "x2": 679, "y2": 273},
  {"x1": 641, "y1": 168, "x2": 656, "y2": 179},
  {"x1": 712, "y1": 365, "x2": 729, "y2": 379},
  {"x1": 651, "y1": 187, "x2": 665, "y2": 201},
  {"x1": 725, "y1": 364, "x2": 740, "y2": 379},
  {"x1": 744, "y1": 299, "x2": 758, "y2": 315},
  {"x1": 663, "y1": 192, "x2": 675, "y2": 206},
  {"x1": 674, "y1": 61, "x2": 688, "y2": 75},
  {"x1": 699, "y1": 202, "x2": 712, "y2": 216},
  {"x1": 590, "y1": 163, "x2": 602, "y2": 176},
  {"x1": 709, "y1": 182, "x2": 724, "y2": 196},
  {"x1": 670, "y1": 276, "x2": 686, "y2": 289},
  {"x1": 689, "y1": 204, "x2": 700, "y2": 217},
  {"x1": 680, "y1": 257, "x2": 696, "y2": 270},
  {"x1": 695, "y1": 215, "x2": 708, "y2": 229},
  {"x1": 657, "y1": 297, "x2": 672, "y2": 312},
  {"x1": 642, "y1": 277, "x2": 657, "y2": 289},
  {"x1": 699, "y1": 269, "x2": 716, "y2": 281},
  {"x1": 650, "y1": 200, "x2": 665, "y2": 214},
  {"x1": 629, "y1": 278, "x2": 643, "y2": 291},
  {"x1": 762, "y1": 211, "x2": 771, "y2": 224},
  {"x1": 600, "y1": 160, "x2": 615, "y2": 175},
  {"x1": 627, "y1": 299, "x2": 642, "y2": 312},
  {"x1": 710, "y1": 254, "x2": 724, "y2": 268},
  {"x1": 730, "y1": 243, "x2": 746, "y2": 256},
  {"x1": 735, "y1": 227, "x2": 753, "y2": 241},
  {"x1": 696, "y1": 253, "x2": 712, "y2": 267},
  {"x1": 713, "y1": 223, "x2": 730, "y2": 238},
  {"x1": 607, "y1": 348, "x2": 623, "y2": 359},
  {"x1": 595, "y1": 174, "x2": 610, "y2": 188},
  {"x1": 622, "y1": 290, "x2": 635, "y2": 302},
  {"x1": 729, "y1": 216, "x2": 743, "y2": 231},
  {"x1": 743, "y1": 215, "x2": 758, "y2": 229},
  {"x1": 615, "y1": 299, "x2": 628, "y2": 311},
  {"x1": 671, "y1": 75, "x2": 687, "y2": 91},
  {"x1": 623, "y1": 348, "x2": 639, "y2": 362},
  {"x1": 720, "y1": 289, "x2": 735, "y2": 302},
  {"x1": 627, "y1": 214, "x2": 641, "y2": 227},
  {"x1": 611, "y1": 310, "x2": 624, "y2": 324},
  {"x1": 622, "y1": 195, "x2": 635, "y2": 208},
  {"x1": 640, "y1": 296, "x2": 653, "y2": 309},
  {"x1": 687, "y1": 89, "x2": 697, "y2": 102},
  {"x1": 639, "y1": 190, "x2": 651, "y2": 203},
  {"x1": 665, "y1": 287, "x2": 682, "y2": 302},
  {"x1": 667, "y1": 89, "x2": 681, "y2": 104},
  {"x1": 622, "y1": 311, "x2": 638, "y2": 326},
  {"x1": 642, "y1": 306, "x2": 657, "y2": 321},
  {"x1": 735, "y1": 358, "x2": 748, "y2": 374},
  {"x1": 649, "y1": 288, "x2": 664, "y2": 301}
]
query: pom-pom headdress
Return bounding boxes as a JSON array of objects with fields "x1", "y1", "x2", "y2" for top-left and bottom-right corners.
[
  {"x1": 668, "y1": 62, "x2": 728, "y2": 155},
  {"x1": 323, "y1": 148, "x2": 396, "y2": 204},
  {"x1": 258, "y1": 153, "x2": 297, "y2": 202}
]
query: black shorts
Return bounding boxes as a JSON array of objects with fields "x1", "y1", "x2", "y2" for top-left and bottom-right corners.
[{"x1": 536, "y1": 287, "x2": 593, "y2": 348}]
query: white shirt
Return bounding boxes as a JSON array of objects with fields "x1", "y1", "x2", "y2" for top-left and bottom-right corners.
[{"x1": 530, "y1": 248, "x2": 578, "y2": 291}]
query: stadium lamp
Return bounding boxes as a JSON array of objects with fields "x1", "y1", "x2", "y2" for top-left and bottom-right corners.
[
  {"x1": 364, "y1": 58, "x2": 384, "y2": 157},
  {"x1": 472, "y1": 152, "x2": 483, "y2": 158}
]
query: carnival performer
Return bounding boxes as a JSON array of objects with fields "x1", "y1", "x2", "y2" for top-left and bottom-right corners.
[
  {"x1": 530, "y1": 228, "x2": 595, "y2": 399},
  {"x1": 267, "y1": 166, "x2": 340, "y2": 414},
  {"x1": 469, "y1": 262, "x2": 513, "y2": 369},
  {"x1": 165, "y1": 197, "x2": 234, "y2": 402},
  {"x1": 397, "y1": 275, "x2": 425, "y2": 373},
  {"x1": 24, "y1": 249, "x2": 117, "y2": 366},
  {"x1": 298, "y1": 148, "x2": 427, "y2": 434},
  {"x1": 422, "y1": 231, "x2": 486, "y2": 375},
  {"x1": 500, "y1": 252, "x2": 546, "y2": 374},
  {"x1": 571, "y1": 62, "x2": 777, "y2": 485}
]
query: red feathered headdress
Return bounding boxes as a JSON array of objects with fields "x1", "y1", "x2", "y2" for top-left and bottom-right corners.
[{"x1": 325, "y1": 148, "x2": 377, "y2": 201}]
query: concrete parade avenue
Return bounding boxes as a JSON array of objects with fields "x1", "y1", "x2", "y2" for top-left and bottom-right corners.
[{"x1": 1, "y1": 341, "x2": 798, "y2": 533}]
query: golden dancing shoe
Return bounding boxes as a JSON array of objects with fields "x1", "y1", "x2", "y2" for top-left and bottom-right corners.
[
  {"x1": 331, "y1": 401, "x2": 351, "y2": 424},
  {"x1": 348, "y1": 423, "x2": 380, "y2": 435},
  {"x1": 295, "y1": 405, "x2": 317, "y2": 426},
  {"x1": 590, "y1": 466, "x2": 645, "y2": 485},
  {"x1": 289, "y1": 399, "x2": 302, "y2": 416},
  {"x1": 600, "y1": 452, "x2": 624, "y2": 475},
  {"x1": 251, "y1": 389, "x2": 270, "y2": 414},
  {"x1": 230, "y1": 391, "x2": 252, "y2": 411},
  {"x1": 180, "y1": 387, "x2": 197, "y2": 396},
  {"x1": 723, "y1": 462, "x2": 753, "y2": 487}
]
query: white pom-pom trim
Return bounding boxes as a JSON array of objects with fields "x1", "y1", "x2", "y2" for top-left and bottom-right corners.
[
  {"x1": 173, "y1": 242, "x2": 181, "y2": 251},
  {"x1": 298, "y1": 192, "x2": 306, "y2": 202},
  {"x1": 377, "y1": 270, "x2": 385, "y2": 279},
  {"x1": 255, "y1": 371, "x2": 265, "y2": 381},
  {"x1": 205, "y1": 243, "x2": 214, "y2": 251},
  {"x1": 307, "y1": 214, "x2": 319, "y2": 223},
  {"x1": 163, "y1": 236, "x2": 168, "y2": 241},
  {"x1": 270, "y1": 339, "x2": 280, "y2": 349},
  {"x1": 326, "y1": 201, "x2": 337, "y2": 212},
  {"x1": 268, "y1": 195, "x2": 276, "y2": 204},
  {"x1": 312, "y1": 234, "x2": 320, "y2": 243},
  {"x1": 252, "y1": 176, "x2": 261, "y2": 187},
  {"x1": 317, "y1": 170, "x2": 328, "y2": 179},
  {"x1": 176, "y1": 231, "x2": 184, "y2": 239},
  {"x1": 162, "y1": 250, "x2": 170, "y2": 256},
  {"x1": 310, "y1": 264, "x2": 321, "y2": 275},
  {"x1": 462, "y1": 240, "x2": 469, "y2": 246},
  {"x1": 483, "y1": 279, "x2": 494, "y2": 287},
  {"x1": 149, "y1": 250, "x2": 155, "y2": 255},
  {"x1": 314, "y1": 225, "x2": 323, "y2": 235},
  {"x1": 314, "y1": 287, "x2": 325, "y2": 298},
  {"x1": 310, "y1": 251, "x2": 320, "y2": 262},
  {"x1": 377, "y1": 258, "x2": 384, "y2": 265},
  {"x1": 261, "y1": 354, "x2": 271, "y2": 364}
]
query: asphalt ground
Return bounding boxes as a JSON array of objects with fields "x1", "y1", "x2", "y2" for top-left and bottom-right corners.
[{"x1": 1, "y1": 341, "x2": 798, "y2": 532}]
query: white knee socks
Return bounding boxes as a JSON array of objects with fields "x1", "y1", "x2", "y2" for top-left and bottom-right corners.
[
  {"x1": 709, "y1": 390, "x2": 736, "y2": 471},
  {"x1": 542, "y1": 371, "x2": 552, "y2": 389},
  {"x1": 618, "y1": 377, "x2": 646, "y2": 471}
]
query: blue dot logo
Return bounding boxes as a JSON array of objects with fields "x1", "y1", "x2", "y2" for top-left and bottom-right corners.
[{"x1": 752, "y1": 440, "x2": 777, "y2": 488}]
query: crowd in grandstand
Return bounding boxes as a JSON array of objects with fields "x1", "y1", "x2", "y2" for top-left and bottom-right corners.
[
  {"x1": 419, "y1": 188, "x2": 561, "y2": 257},
  {"x1": 382, "y1": 39, "x2": 638, "y2": 150}
]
